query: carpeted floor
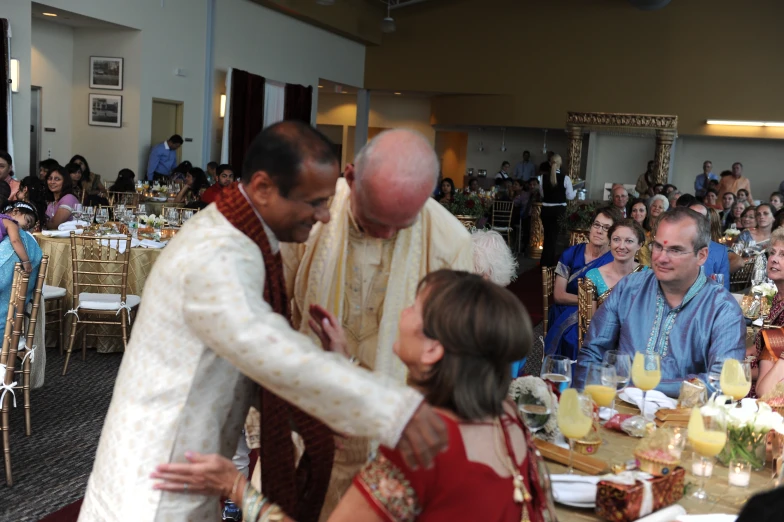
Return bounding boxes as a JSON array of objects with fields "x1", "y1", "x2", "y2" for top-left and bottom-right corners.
[{"x1": 2, "y1": 348, "x2": 123, "y2": 522}]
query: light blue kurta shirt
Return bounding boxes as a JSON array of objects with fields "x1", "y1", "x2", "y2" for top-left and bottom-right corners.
[{"x1": 577, "y1": 269, "x2": 745, "y2": 397}]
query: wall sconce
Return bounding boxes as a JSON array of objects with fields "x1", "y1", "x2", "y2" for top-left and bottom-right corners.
[
  {"x1": 706, "y1": 119, "x2": 784, "y2": 127},
  {"x1": 220, "y1": 94, "x2": 226, "y2": 118},
  {"x1": 10, "y1": 59, "x2": 19, "y2": 93}
]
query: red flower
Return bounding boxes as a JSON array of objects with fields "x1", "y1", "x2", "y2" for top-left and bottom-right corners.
[{"x1": 466, "y1": 200, "x2": 475, "y2": 209}]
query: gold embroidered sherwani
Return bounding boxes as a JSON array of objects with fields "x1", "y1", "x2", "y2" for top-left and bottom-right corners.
[
  {"x1": 78, "y1": 205, "x2": 423, "y2": 522},
  {"x1": 280, "y1": 178, "x2": 474, "y2": 519}
]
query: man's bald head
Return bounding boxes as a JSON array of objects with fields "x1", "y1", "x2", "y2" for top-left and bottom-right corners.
[
  {"x1": 347, "y1": 129, "x2": 439, "y2": 239},
  {"x1": 689, "y1": 203, "x2": 708, "y2": 216}
]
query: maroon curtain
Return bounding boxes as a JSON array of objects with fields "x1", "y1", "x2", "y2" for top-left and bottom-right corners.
[
  {"x1": 283, "y1": 84, "x2": 313, "y2": 124},
  {"x1": 229, "y1": 69, "x2": 265, "y2": 172},
  {"x1": 0, "y1": 19, "x2": 10, "y2": 153}
]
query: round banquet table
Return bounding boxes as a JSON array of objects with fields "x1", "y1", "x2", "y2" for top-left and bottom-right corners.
[{"x1": 34, "y1": 233, "x2": 163, "y2": 353}]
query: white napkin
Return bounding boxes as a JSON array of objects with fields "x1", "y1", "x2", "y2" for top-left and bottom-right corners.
[
  {"x1": 753, "y1": 317, "x2": 764, "y2": 327},
  {"x1": 635, "y1": 505, "x2": 687, "y2": 522},
  {"x1": 58, "y1": 220, "x2": 89, "y2": 230},
  {"x1": 619, "y1": 388, "x2": 677, "y2": 419},
  {"x1": 550, "y1": 474, "x2": 600, "y2": 506},
  {"x1": 41, "y1": 229, "x2": 84, "y2": 238},
  {"x1": 599, "y1": 407, "x2": 618, "y2": 421},
  {"x1": 139, "y1": 239, "x2": 166, "y2": 249},
  {"x1": 100, "y1": 234, "x2": 129, "y2": 254},
  {"x1": 676, "y1": 514, "x2": 736, "y2": 522}
]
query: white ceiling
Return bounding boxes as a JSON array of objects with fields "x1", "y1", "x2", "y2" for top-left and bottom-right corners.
[{"x1": 31, "y1": 2, "x2": 131, "y2": 29}]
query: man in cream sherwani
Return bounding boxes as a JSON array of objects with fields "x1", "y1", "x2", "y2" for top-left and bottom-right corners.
[
  {"x1": 78, "y1": 122, "x2": 447, "y2": 522},
  {"x1": 280, "y1": 129, "x2": 474, "y2": 519}
]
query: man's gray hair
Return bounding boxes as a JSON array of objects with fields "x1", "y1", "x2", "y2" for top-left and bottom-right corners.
[
  {"x1": 354, "y1": 128, "x2": 439, "y2": 191},
  {"x1": 471, "y1": 230, "x2": 518, "y2": 287},
  {"x1": 658, "y1": 207, "x2": 711, "y2": 251}
]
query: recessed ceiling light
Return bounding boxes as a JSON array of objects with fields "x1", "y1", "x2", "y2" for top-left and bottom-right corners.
[
  {"x1": 318, "y1": 85, "x2": 323, "y2": 88},
  {"x1": 394, "y1": 92, "x2": 402, "y2": 95},
  {"x1": 43, "y1": 12, "x2": 58, "y2": 17}
]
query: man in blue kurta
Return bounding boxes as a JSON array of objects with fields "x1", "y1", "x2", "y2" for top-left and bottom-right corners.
[{"x1": 578, "y1": 207, "x2": 745, "y2": 397}]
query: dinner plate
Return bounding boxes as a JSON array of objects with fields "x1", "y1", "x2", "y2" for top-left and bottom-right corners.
[
  {"x1": 617, "y1": 390, "x2": 635, "y2": 404},
  {"x1": 148, "y1": 196, "x2": 168, "y2": 202}
]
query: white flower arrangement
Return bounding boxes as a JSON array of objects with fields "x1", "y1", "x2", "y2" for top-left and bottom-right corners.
[
  {"x1": 139, "y1": 214, "x2": 165, "y2": 227},
  {"x1": 724, "y1": 228, "x2": 741, "y2": 237},
  {"x1": 751, "y1": 281, "x2": 777, "y2": 299}
]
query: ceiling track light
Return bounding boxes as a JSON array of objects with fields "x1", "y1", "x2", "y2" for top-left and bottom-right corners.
[
  {"x1": 706, "y1": 119, "x2": 784, "y2": 127},
  {"x1": 381, "y1": 1, "x2": 396, "y2": 33}
]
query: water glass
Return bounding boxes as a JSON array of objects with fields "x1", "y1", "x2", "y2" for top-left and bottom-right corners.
[
  {"x1": 95, "y1": 208, "x2": 109, "y2": 226},
  {"x1": 181, "y1": 210, "x2": 194, "y2": 223},
  {"x1": 85, "y1": 206, "x2": 95, "y2": 224},
  {"x1": 518, "y1": 392, "x2": 552, "y2": 435},
  {"x1": 72, "y1": 204, "x2": 83, "y2": 222},
  {"x1": 541, "y1": 355, "x2": 572, "y2": 393},
  {"x1": 166, "y1": 208, "x2": 180, "y2": 226},
  {"x1": 136, "y1": 204, "x2": 147, "y2": 216}
]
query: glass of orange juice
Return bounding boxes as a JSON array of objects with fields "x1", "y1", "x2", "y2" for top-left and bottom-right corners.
[
  {"x1": 719, "y1": 358, "x2": 752, "y2": 404},
  {"x1": 687, "y1": 406, "x2": 727, "y2": 500},
  {"x1": 557, "y1": 389, "x2": 593, "y2": 474},
  {"x1": 584, "y1": 362, "x2": 617, "y2": 414},
  {"x1": 631, "y1": 352, "x2": 661, "y2": 420}
]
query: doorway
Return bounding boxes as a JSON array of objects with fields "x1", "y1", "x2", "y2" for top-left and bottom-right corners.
[
  {"x1": 150, "y1": 99, "x2": 184, "y2": 164},
  {"x1": 30, "y1": 86, "x2": 42, "y2": 178}
]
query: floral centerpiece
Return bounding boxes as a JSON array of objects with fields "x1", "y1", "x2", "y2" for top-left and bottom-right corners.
[
  {"x1": 139, "y1": 214, "x2": 165, "y2": 228},
  {"x1": 752, "y1": 281, "x2": 777, "y2": 306},
  {"x1": 701, "y1": 395, "x2": 784, "y2": 470},
  {"x1": 724, "y1": 228, "x2": 741, "y2": 238},
  {"x1": 559, "y1": 201, "x2": 604, "y2": 232},
  {"x1": 445, "y1": 191, "x2": 484, "y2": 219}
]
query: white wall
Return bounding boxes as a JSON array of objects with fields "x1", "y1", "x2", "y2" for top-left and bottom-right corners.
[
  {"x1": 211, "y1": 0, "x2": 366, "y2": 161},
  {"x1": 462, "y1": 127, "x2": 569, "y2": 179},
  {"x1": 7, "y1": 1, "x2": 32, "y2": 178},
  {"x1": 31, "y1": 19, "x2": 74, "y2": 167},
  {"x1": 585, "y1": 134, "x2": 656, "y2": 200}
]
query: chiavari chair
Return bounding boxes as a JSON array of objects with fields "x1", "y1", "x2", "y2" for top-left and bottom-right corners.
[
  {"x1": 730, "y1": 258, "x2": 755, "y2": 293},
  {"x1": 43, "y1": 284, "x2": 67, "y2": 354},
  {"x1": 63, "y1": 233, "x2": 140, "y2": 375},
  {"x1": 14, "y1": 256, "x2": 48, "y2": 436},
  {"x1": 491, "y1": 201, "x2": 514, "y2": 247},
  {"x1": 569, "y1": 230, "x2": 590, "y2": 246},
  {"x1": 542, "y1": 266, "x2": 556, "y2": 337},
  {"x1": 106, "y1": 191, "x2": 140, "y2": 207},
  {"x1": 577, "y1": 277, "x2": 596, "y2": 349},
  {"x1": 1, "y1": 265, "x2": 31, "y2": 486},
  {"x1": 162, "y1": 206, "x2": 199, "y2": 226}
]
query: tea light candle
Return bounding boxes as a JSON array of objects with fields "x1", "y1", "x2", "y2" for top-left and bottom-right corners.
[
  {"x1": 692, "y1": 459, "x2": 713, "y2": 477},
  {"x1": 728, "y1": 460, "x2": 751, "y2": 488}
]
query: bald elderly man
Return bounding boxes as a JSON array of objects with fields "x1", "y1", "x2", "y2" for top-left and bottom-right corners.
[{"x1": 282, "y1": 128, "x2": 474, "y2": 519}]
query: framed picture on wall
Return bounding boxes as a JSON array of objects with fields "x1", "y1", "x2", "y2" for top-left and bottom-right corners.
[
  {"x1": 89, "y1": 93, "x2": 123, "y2": 128},
  {"x1": 90, "y1": 56, "x2": 123, "y2": 90}
]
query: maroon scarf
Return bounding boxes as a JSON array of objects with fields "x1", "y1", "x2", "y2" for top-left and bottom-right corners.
[{"x1": 216, "y1": 184, "x2": 335, "y2": 522}]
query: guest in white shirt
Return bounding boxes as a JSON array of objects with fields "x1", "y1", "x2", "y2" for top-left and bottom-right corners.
[
  {"x1": 513, "y1": 151, "x2": 536, "y2": 182},
  {"x1": 495, "y1": 161, "x2": 512, "y2": 185}
]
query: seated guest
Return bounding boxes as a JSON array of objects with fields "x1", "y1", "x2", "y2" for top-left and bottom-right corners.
[
  {"x1": 637, "y1": 194, "x2": 669, "y2": 266},
  {"x1": 577, "y1": 207, "x2": 745, "y2": 397},
  {"x1": 686, "y1": 202, "x2": 731, "y2": 290},
  {"x1": 630, "y1": 198, "x2": 649, "y2": 231},
  {"x1": 704, "y1": 189, "x2": 721, "y2": 210},
  {"x1": 0, "y1": 151, "x2": 19, "y2": 201},
  {"x1": 11, "y1": 177, "x2": 48, "y2": 231},
  {"x1": 465, "y1": 177, "x2": 479, "y2": 193},
  {"x1": 544, "y1": 207, "x2": 619, "y2": 360},
  {"x1": 170, "y1": 160, "x2": 192, "y2": 183},
  {"x1": 471, "y1": 229, "x2": 518, "y2": 287},
  {"x1": 725, "y1": 200, "x2": 748, "y2": 230},
  {"x1": 109, "y1": 168, "x2": 136, "y2": 193},
  {"x1": 771, "y1": 192, "x2": 783, "y2": 213},
  {"x1": 667, "y1": 190, "x2": 682, "y2": 209},
  {"x1": 200, "y1": 164, "x2": 234, "y2": 205},
  {"x1": 737, "y1": 188, "x2": 750, "y2": 204},
  {"x1": 152, "y1": 270, "x2": 558, "y2": 522},
  {"x1": 738, "y1": 203, "x2": 774, "y2": 247},
  {"x1": 720, "y1": 191, "x2": 736, "y2": 219},
  {"x1": 707, "y1": 207, "x2": 723, "y2": 242},
  {"x1": 740, "y1": 205, "x2": 757, "y2": 231},
  {"x1": 65, "y1": 162, "x2": 84, "y2": 203},
  {"x1": 754, "y1": 230, "x2": 784, "y2": 397},
  {"x1": 662, "y1": 184, "x2": 678, "y2": 196},
  {"x1": 173, "y1": 167, "x2": 209, "y2": 206},
  {"x1": 71, "y1": 154, "x2": 108, "y2": 206},
  {"x1": 206, "y1": 161, "x2": 219, "y2": 184},
  {"x1": 436, "y1": 177, "x2": 456, "y2": 205},
  {"x1": 652, "y1": 183, "x2": 664, "y2": 195},
  {"x1": 38, "y1": 158, "x2": 59, "y2": 181},
  {"x1": 45, "y1": 167, "x2": 79, "y2": 229},
  {"x1": 586, "y1": 219, "x2": 647, "y2": 305}
]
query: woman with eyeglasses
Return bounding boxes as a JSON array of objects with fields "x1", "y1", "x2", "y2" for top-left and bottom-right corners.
[{"x1": 543, "y1": 206, "x2": 620, "y2": 360}]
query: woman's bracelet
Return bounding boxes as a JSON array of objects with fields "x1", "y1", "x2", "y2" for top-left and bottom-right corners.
[
  {"x1": 21, "y1": 260, "x2": 31, "y2": 266},
  {"x1": 229, "y1": 471, "x2": 243, "y2": 501}
]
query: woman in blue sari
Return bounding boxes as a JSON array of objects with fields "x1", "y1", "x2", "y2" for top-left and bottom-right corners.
[
  {"x1": 544, "y1": 207, "x2": 619, "y2": 360},
  {"x1": 0, "y1": 204, "x2": 43, "y2": 339}
]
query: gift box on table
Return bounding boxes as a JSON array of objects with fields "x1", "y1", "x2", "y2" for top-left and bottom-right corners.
[{"x1": 595, "y1": 467, "x2": 685, "y2": 522}]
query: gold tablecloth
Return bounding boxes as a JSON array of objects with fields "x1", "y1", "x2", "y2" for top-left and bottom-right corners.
[
  {"x1": 551, "y1": 402, "x2": 776, "y2": 521},
  {"x1": 34, "y1": 233, "x2": 163, "y2": 353}
]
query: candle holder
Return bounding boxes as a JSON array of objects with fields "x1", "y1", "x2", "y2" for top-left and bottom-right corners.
[
  {"x1": 691, "y1": 451, "x2": 713, "y2": 478},
  {"x1": 728, "y1": 458, "x2": 751, "y2": 488}
]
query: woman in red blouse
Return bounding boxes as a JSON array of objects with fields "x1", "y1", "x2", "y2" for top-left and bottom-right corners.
[{"x1": 152, "y1": 270, "x2": 557, "y2": 522}]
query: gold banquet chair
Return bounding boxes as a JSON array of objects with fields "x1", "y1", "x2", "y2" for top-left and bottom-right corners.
[
  {"x1": 106, "y1": 191, "x2": 140, "y2": 207},
  {"x1": 730, "y1": 258, "x2": 755, "y2": 293},
  {"x1": 161, "y1": 206, "x2": 199, "y2": 226},
  {"x1": 63, "y1": 233, "x2": 140, "y2": 376},
  {"x1": 1, "y1": 265, "x2": 31, "y2": 486},
  {"x1": 491, "y1": 201, "x2": 514, "y2": 246},
  {"x1": 542, "y1": 266, "x2": 556, "y2": 337},
  {"x1": 14, "y1": 256, "x2": 48, "y2": 436},
  {"x1": 569, "y1": 230, "x2": 590, "y2": 246},
  {"x1": 577, "y1": 277, "x2": 596, "y2": 349},
  {"x1": 43, "y1": 284, "x2": 67, "y2": 354}
]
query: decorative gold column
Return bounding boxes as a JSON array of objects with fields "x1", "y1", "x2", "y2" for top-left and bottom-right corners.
[
  {"x1": 654, "y1": 129, "x2": 676, "y2": 185},
  {"x1": 566, "y1": 124, "x2": 583, "y2": 183},
  {"x1": 529, "y1": 202, "x2": 543, "y2": 259}
]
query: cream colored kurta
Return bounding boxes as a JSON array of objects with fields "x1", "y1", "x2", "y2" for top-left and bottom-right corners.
[{"x1": 78, "y1": 205, "x2": 422, "y2": 522}]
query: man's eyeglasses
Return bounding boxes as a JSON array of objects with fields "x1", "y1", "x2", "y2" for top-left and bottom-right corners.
[
  {"x1": 591, "y1": 222, "x2": 611, "y2": 232},
  {"x1": 648, "y1": 241, "x2": 699, "y2": 257}
]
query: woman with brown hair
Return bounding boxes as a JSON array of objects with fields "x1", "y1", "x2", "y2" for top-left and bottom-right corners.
[
  {"x1": 151, "y1": 270, "x2": 557, "y2": 522},
  {"x1": 70, "y1": 154, "x2": 109, "y2": 206},
  {"x1": 586, "y1": 219, "x2": 647, "y2": 305},
  {"x1": 707, "y1": 207, "x2": 724, "y2": 243}
]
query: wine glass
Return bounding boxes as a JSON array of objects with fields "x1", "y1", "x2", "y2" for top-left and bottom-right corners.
[
  {"x1": 85, "y1": 206, "x2": 95, "y2": 224},
  {"x1": 135, "y1": 181, "x2": 144, "y2": 195},
  {"x1": 687, "y1": 406, "x2": 727, "y2": 501},
  {"x1": 719, "y1": 358, "x2": 752, "y2": 404},
  {"x1": 557, "y1": 389, "x2": 593, "y2": 474},
  {"x1": 72, "y1": 203, "x2": 83, "y2": 222},
  {"x1": 584, "y1": 362, "x2": 617, "y2": 410},
  {"x1": 518, "y1": 392, "x2": 552, "y2": 435},
  {"x1": 136, "y1": 204, "x2": 147, "y2": 217},
  {"x1": 181, "y1": 210, "x2": 194, "y2": 223},
  {"x1": 631, "y1": 352, "x2": 661, "y2": 420},
  {"x1": 603, "y1": 350, "x2": 632, "y2": 403},
  {"x1": 95, "y1": 208, "x2": 109, "y2": 226},
  {"x1": 166, "y1": 208, "x2": 180, "y2": 227},
  {"x1": 541, "y1": 355, "x2": 572, "y2": 393},
  {"x1": 708, "y1": 371, "x2": 722, "y2": 395},
  {"x1": 114, "y1": 205, "x2": 125, "y2": 222}
]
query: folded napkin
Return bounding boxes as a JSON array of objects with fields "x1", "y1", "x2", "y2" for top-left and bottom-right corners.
[
  {"x1": 635, "y1": 505, "x2": 687, "y2": 522},
  {"x1": 58, "y1": 220, "x2": 90, "y2": 231},
  {"x1": 550, "y1": 474, "x2": 600, "y2": 506},
  {"x1": 620, "y1": 388, "x2": 677, "y2": 420},
  {"x1": 139, "y1": 239, "x2": 166, "y2": 249},
  {"x1": 41, "y1": 229, "x2": 84, "y2": 238},
  {"x1": 100, "y1": 234, "x2": 129, "y2": 254},
  {"x1": 599, "y1": 407, "x2": 618, "y2": 421},
  {"x1": 676, "y1": 514, "x2": 736, "y2": 522}
]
